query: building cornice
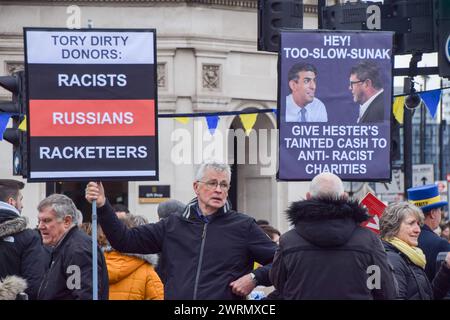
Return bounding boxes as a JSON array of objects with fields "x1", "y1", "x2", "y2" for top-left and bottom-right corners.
[{"x1": 0, "y1": 0, "x2": 317, "y2": 12}]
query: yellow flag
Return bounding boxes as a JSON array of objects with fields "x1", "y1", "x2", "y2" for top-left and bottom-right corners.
[
  {"x1": 18, "y1": 116, "x2": 27, "y2": 131},
  {"x1": 175, "y1": 117, "x2": 190, "y2": 124},
  {"x1": 239, "y1": 113, "x2": 258, "y2": 136},
  {"x1": 393, "y1": 96, "x2": 405, "y2": 124}
]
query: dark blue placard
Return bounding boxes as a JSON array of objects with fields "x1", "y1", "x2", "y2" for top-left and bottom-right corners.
[{"x1": 278, "y1": 31, "x2": 394, "y2": 181}]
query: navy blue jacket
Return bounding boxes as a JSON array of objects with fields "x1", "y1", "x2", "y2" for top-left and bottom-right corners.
[
  {"x1": 0, "y1": 204, "x2": 48, "y2": 299},
  {"x1": 418, "y1": 224, "x2": 450, "y2": 281},
  {"x1": 98, "y1": 199, "x2": 277, "y2": 300}
]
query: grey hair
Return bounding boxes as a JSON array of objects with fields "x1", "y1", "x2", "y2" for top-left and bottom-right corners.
[
  {"x1": 195, "y1": 160, "x2": 231, "y2": 182},
  {"x1": 309, "y1": 172, "x2": 344, "y2": 199},
  {"x1": 380, "y1": 202, "x2": 424, "y2": 240},
  {"x1": 37, "y1": 194, "x2": 78, "y2": 226},
  {"x1": 75, "y1": 209, "x2": 83, "y2": 226}
]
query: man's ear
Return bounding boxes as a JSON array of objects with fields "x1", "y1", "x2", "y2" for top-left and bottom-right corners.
[
  {"x1": 193, "y1": 181, "x2": 199, "y2": 195},
  {"x1": 6, "y1": 197, "x2": 15, "y2": 206},
  {"x1": 64, "y1": 215, "x2": 73, "y2": 227},
  {"x1": 306, "y1": 192, "x2": 312, "y2": 200},
  {"x1": 288, "y1": 79, "x2": 296, "y2": 91}
]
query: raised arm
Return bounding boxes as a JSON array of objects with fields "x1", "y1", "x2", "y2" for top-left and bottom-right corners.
[{"x1": 85, "y1": 182, "x2": 164, "y2": 254}]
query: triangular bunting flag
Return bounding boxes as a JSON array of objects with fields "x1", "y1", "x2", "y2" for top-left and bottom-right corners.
[
  {"x1": 205, "y1": 115, "x2": 219, "y2": 136},
  {"x1": 175, "y1": 117, "x2": 190, "y2": 124},
  {"x1": 0, "y1": 113, "x2": 11, "y2": 141},
  {"x1": 18, "y1": 116, "x2": 27, "y2": 131},
  {"x1": 273, "y1": 108, "x2": 278, "y2": 116},
  {"x1": 419, "y1": 89, "x2": 441, "y2": 119},
  {"x1": 239, "y1": 113, "x2": 258, "y2": 136},
  {"x1": 393, "y1": 96, "x2": 405, "y2": 124}
]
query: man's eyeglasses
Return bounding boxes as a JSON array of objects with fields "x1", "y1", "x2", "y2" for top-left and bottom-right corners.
[
  {"x1": 349, "y1": 79, "x2": 365, "y2": 88},
  {"x1": 198, "y1": 180, "x2": 230, "y2": 191}
]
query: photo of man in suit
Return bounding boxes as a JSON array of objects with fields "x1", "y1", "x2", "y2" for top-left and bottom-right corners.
[
  {"x1": 349, "y1": 61, "x2": 386, "y2": 123},
  {"x1": 285, "y1": 62, "x2": 327, "y2": 122}
]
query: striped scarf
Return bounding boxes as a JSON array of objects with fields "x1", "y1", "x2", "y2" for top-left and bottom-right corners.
[{"x1": 182, "y1": 197, "x2": 231, "y2": 219}]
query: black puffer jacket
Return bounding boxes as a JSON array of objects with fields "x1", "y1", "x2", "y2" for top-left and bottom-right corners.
[
  {"x1": 0, "y1": 203, "x2": 48, "y2": 299},
  {"x1": 270, "y1": 198, "x2": 396, "y2": 300},
  {"x1": 383, "y1": 241, "x2": 450, "y2": 300}
]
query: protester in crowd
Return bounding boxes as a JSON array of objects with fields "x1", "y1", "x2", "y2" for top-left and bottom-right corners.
[
  {"x1": 256, "y1": 219, "x2": 270, "y2": 226},
  {"x1": 380, "y1": 202, "x2": 450, "y2": 299},
  {"x1": 0, "y1": 179, "x2": 47, "y2": 300},
  {"x1": 86, "y1": 160, "x2": 277, "y2": 300},
  {"x1": 100, "y1": 214, "x2": 163, "y2": 300},
  {"x1": 112, "y1": 204, "x2": 130, "y2": 219},
  {"x1": 248, "y1": 224, "x2": 281, "y2": 300},
  {"x1": 157, "y1": 199, "x2": 185, "y2": 220},
  {"x1": 407, "y1": 184, "x2": 450, "y2": 281},
  {"x1": 154, "y1": 199, "x2": 186, "y2": 280},
  {"x1": 440, "y1": 222, "x2": 450, "y2": 243},
  {"x1": 270, "y1": 172, "x2": 396, "y2": 299},
  {"x1": 80, "y1": 222, "x2": 92, "y2": 235},
  {"x1": 260, "y1": 225, "x2": 281, "y2": 245},
  {"x1": 36, "y1": 194, "x2": 109, "y2": 300}
]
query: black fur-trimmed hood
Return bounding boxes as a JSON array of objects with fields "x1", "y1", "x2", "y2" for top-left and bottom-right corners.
[
  {"x1": 0, "y1": 216, "x2": 27, "y2": 238},
  {"x1": 286, "y1": 197, "x2": 369, "y2": 225},
  {"x1": 286, "y1": 198, "x2": 370, "y2": 247}
]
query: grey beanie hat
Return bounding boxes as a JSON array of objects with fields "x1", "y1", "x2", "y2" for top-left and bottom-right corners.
[{"x1": 157, "y1": 199, "x2": 186, "y2": 219}]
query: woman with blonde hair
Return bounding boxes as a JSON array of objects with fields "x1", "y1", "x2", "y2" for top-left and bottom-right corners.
[{"x1": 380, "y1": 202, "x2": 450, "y2": 299}]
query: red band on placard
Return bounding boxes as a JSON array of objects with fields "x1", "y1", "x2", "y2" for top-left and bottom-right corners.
[{"x1": 29, "y1": 100, "x2": 155, "y2": 137}]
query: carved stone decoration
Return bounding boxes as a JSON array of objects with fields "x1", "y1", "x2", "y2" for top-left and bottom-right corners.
[
  {"x1": 6, "y1": 62, "x2": 24, "y2": 75},
  {"x1": 157, "y1": 63, "x2": 166, "y2": 88},
  {"x1": 202, "y1": 64, "x2": 220, "y2": 91}
]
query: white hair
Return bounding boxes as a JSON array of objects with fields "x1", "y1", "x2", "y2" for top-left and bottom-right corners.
[
  {"x1": 195, "y1": 160, "x2": 231, "y2": 182},
  {"x1": 309, "y1": 172, "x2": 344, "y2": 199}
]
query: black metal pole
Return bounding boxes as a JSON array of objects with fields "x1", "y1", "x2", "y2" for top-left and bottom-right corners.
[
  {"x1": 403, "y1": 77, "x2": 414, "y2": 194},
  {"x1": 420, "y1": 100, "x2": 425, "y2": 164},
  {"x1": 403, "y1": 53, "x2": 423, "y2": 193},
  {"x1": 439, "y1": 78, "x2": 446, "y2": 180},
  {"x1": 318, "y1": 0, "x2": 326, "y2": 30}
]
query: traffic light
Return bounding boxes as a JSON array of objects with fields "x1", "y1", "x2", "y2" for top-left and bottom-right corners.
[
  {"x1": 0, "y1": 71, "x2": 27, "y2": 177},
  {"x1": 258, "y1": 0, "x2": 303, "y2": 53},
  {"x1": 321, "y1": 1, "x2": 371, "y2": 31},
  {"x1": 434, "y1": 0, "x2": 450, "y2": 78},
  {"x1": 321, "y1": 0, "x2": 436, "y2": 55},
  {"x1": 388, "y1": 0, "x2": 436, "y2": 54}
]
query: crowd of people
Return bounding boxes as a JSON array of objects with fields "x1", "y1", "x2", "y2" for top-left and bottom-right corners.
[{"x1": 0, "y1": 160, "x2": 449, "y2": 300}]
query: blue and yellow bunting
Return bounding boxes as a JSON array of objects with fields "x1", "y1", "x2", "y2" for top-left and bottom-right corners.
[
  {"x1": 205, "y1": 115, "x2": 219, "y2": 136},
  {"x1": 419, "y1": 89, "x2": 441, "y2": 119},
  {"x1": 0, "y1": 113, "x2": 11, "y2": 141}
]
